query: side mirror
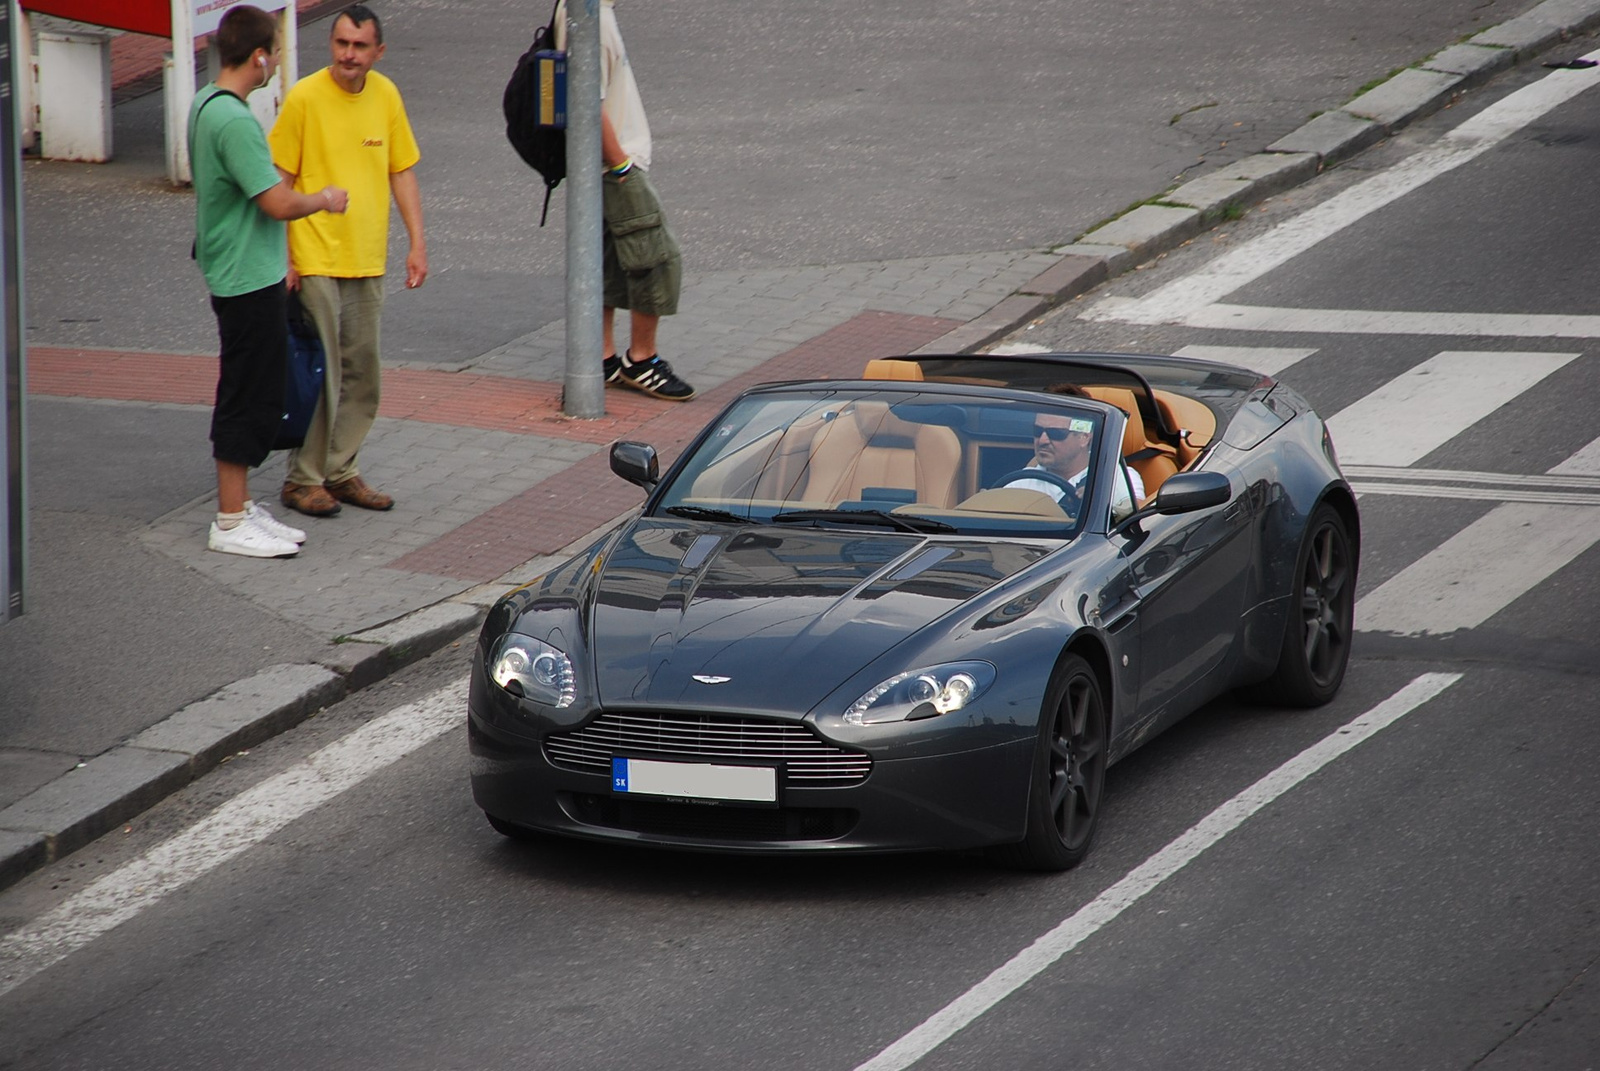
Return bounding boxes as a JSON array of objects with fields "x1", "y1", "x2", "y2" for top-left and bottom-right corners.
[
  {"x1": 609, "y1": 440, "x2": 659, "y2": 490},
  {"x1": 1114, "y1": 470, "x2": 1231, "y2": 533},
  {"x1": 1151, "y1": 470, "x2": 1231, "y2": 514}
]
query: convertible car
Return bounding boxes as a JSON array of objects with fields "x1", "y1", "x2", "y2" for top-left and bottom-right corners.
[{"x1": 468, "y1": 352, "x2": 1358, "y2": 870}]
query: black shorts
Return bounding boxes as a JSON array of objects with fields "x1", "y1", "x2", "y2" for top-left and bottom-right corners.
[{"x1": 209, "y1": 282, "x2": 287, "y2": 468}]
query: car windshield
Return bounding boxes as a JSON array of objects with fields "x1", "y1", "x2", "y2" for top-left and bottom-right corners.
[{"x1": 652, "y1": 388, "x2": 1108, "y2": 538}]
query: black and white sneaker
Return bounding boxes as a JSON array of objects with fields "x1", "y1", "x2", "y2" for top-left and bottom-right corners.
[
  {"x1": 604, "y1": 354, "x2": 622, "y2": 385},
  {"x1": 618, "y1": 350, "x2": 695, "y2": 401}
]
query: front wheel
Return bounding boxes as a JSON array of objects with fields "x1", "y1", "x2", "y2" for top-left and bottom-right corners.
[
  {"x1": 1255, "y1": 503, "x2": 1355, "y2": 707},
  {"x1": 990, "y1": 654, "x2": 1108, "y2": 872}
]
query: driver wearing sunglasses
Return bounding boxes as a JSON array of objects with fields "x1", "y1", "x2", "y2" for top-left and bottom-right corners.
[{"x1": 1003, "y1": 404, "x2": 1144, "y2": 513}]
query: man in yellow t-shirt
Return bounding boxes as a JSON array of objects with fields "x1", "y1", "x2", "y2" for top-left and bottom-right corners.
[{"x1": 270, "y1": 3, "x2": 426, "y2": 518}]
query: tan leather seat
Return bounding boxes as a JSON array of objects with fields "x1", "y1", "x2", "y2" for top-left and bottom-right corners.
[
  {"x1": 1152, "y1": 389, "x2": 1217, "y2": 469},
  {"x1": 862, "y1": 358, "x2": 925, "y2": 381},
  {"x1": 801, "y1": 402, "x2": 961, "y2": 507},
  {"x1": 1082, "y1": 386, "x2": 1178, "y2": 500}
]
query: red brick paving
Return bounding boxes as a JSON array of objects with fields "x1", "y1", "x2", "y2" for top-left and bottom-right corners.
[
  {"x1": 385, "y1": 310, "x2": 963, "y2": 581},
  {"x1": 28, "y1": 347, "x2": 656, "y2": 444},
  {"x1": 28, "y1": 347, "x2": 217, "y2": 405},
  {"x1": 27, "y1": 309, "x2": 963, "y2": 584}
]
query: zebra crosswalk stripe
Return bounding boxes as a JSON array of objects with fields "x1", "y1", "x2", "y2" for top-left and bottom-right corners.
[
  {"x1": 1171, "y1": 344, "x2": 1316, "y2": 377},
  {"x1": 1356, "y1": 434, "x2": 1600, "y2": 636},
  {"x1": 1326, "y1": 351, "x2": 1579, "y2": 467},
  {"x1": 1355, "y1": 502, "x2": 1600, "y2": 636}
]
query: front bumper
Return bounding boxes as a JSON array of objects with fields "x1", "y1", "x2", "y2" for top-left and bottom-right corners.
[{"x1": 468, "y1": 671, "x2": 1035, "y2": 855}]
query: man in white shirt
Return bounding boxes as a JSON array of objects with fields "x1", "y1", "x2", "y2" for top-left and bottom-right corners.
[
  {"x1": 554, "y1": 0, "x2": 694, "y2": 401},
  {"x1": 1004, "y1": 410, "x2": 1145, "y2": 516}
]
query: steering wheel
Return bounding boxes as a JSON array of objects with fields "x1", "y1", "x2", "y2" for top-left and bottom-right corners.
[{"x1": 993, "y1": 469, "x2": 1081, "y2": 512}]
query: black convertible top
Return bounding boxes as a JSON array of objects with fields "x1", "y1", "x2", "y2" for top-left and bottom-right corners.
[{"x1": 871, "y1": 352, "x2": 1270, "y2": 448}]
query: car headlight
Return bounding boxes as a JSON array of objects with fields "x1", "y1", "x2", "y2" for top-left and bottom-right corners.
[
  {"x1": 844, "y1": 661, "x2": 996, "y2": 726},
  {"x1": 488, "y1": 634, "x2": 576, "y2": 708}
]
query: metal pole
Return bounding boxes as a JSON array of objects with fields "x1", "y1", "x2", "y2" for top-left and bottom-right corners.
[
  {"x1": 1, "y1": 0, "x2": 27, "y2": 620},
  {"x1": 167, "y1": 0, "x2": 196, "y2": 184},
  {"x1": 562, "y1": 0, "x2": 604, "y2": 419}
]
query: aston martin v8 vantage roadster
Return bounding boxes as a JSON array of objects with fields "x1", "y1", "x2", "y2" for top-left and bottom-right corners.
[{"x1": 468, "y1": 352, "x2": 1359, "y2": 870}]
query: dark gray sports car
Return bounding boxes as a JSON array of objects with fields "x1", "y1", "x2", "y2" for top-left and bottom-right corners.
[{"x1": 468, "y1": 352, "x2": 1358, "y2": 870}]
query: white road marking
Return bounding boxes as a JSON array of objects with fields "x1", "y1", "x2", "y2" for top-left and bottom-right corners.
[
  {"x1": 1345, "y1": 464, "x2": 1600, "y2": 491},
  {"x1": 1356, "y1": 437, "x2": 1600, "y2": 636},
  {"x1": 0, "y1": 681, "x2": 466, "y2": 1000},
  {"x1": 1171, "y1": 344, "x2": 1317, "y2": 376},
  {"x1": 1183, "y1": 304, "x2": 1600, "y2": 338},
  {"x1": 988, "y1": 342, "x2": 1053, "y2": 355},
  {"x1": 1355, "y1": 503, "x2": 1600, "y2": 635},
  {"x1": 1083, "y1": 56, "x2": 1600, "y2": 329},
  {"x1": 1326, "y1": 351, "x2": 1579, "y2": 467},
  {"x1": 854, "y1": 672, "x2": 1463, "y2": 1071},
  {"x1": 1549, "y1": 435, "x2": 1600, "y2": 476}
]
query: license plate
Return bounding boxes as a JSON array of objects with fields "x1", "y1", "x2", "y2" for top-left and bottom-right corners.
[{"x1": 611, "y1": 757, "x2": 777, "y2": 803}]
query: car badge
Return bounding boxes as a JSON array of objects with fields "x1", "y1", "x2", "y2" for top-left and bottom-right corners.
[{"x1": 692, "y1": 674, "x2": 732, "y2": 685}]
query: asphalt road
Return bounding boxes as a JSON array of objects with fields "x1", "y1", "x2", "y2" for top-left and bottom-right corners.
[{"x1": 6, "y1": 8, "x2": 1600, "y2": 1071}]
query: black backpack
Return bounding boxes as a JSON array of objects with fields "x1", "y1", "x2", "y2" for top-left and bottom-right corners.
[{"x1": 503, "y1": 0, "x2": 566, "y2": 225}]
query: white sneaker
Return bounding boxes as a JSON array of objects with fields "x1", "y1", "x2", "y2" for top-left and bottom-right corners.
[
  {"x1": 208, "y1": 516, "x2": 300, "y2": 559},
  {"x1": 247, "y1": 501, "x2": 306, "y2": 544}
]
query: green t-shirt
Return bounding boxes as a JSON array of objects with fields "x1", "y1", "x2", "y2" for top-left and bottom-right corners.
[{"x1": 190, "y1": 86, "x2": 286, "y2": 297}]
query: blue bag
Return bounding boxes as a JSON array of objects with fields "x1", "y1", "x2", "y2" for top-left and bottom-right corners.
[{"x1": 274, "y1": 292, "x2": 325, "y2": 451}]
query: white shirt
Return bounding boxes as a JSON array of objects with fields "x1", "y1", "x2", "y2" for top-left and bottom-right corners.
[
  {"x1": 555, "y1": 0, "x2": 653, "y2": 168},
  {"x1": 1006, "y1": 464, "x2": 1145, "y2": 514}
]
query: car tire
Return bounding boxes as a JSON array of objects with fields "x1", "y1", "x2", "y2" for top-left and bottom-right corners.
[
  {"x1": 990, "y1": 654, "x2": 1108, "y2": 872},
  {"x1": 1253, "y1": 503, "x2": 1355, "y2": 708}
]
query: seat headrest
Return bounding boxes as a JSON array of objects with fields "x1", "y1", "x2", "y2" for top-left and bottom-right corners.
[
  {"x1": 863, "y1": 359, "x2": 924, "y2": 381},
  {"x1": 1082, "y1": 386, "x2": 1146, "y2": 455},
  {"x1": 841, "y1": 401, "x2": 914, "y2": 441}
]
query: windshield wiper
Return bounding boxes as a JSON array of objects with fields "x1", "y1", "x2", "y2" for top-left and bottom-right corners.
[
  {"x1": 664, "y1": 505, "x2": 752, "y2": 524},
  {"x1": 772, "y1": 508, "x2": 956, "y2": 534}
]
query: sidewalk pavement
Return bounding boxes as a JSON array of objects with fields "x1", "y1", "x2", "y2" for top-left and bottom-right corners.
[{"x1": 5, "y1": 0, "x2": 1599, "y2": 890}]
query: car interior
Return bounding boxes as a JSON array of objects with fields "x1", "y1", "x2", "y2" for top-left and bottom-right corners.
[{"x1": 666, "y1": 356, "x2": 1228, "y2": 535}]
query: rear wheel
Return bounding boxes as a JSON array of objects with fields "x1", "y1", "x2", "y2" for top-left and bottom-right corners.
[
  {"x1": 990, "y1": 654, "x2": 1108, "y2": 871},
  {"x1": 1256, "y1": 504, "x2": 1355, "y2": 707}
]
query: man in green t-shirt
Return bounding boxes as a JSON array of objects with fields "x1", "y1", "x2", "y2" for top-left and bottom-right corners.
[{"x1": 191, "y1": 5, "x2": 348, "y2": 558}]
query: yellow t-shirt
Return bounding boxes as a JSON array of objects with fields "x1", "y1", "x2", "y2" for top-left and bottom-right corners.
[{"x1": 270, "y1": 68, "x2": 421, "y2": 278}]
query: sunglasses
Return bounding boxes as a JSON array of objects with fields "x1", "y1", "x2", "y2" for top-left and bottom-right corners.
[{"x1": 1033, "y1": 425, "x2": 1085, "y2": 442}]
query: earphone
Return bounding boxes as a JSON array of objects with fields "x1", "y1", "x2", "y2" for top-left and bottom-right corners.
[{"x1": 258, "y1": 56, "x2": 267, "y2": 67}]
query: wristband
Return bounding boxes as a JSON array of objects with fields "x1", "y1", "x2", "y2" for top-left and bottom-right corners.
[{"x1": 606, "y1": 158, "x2": 634, "y2": 178}]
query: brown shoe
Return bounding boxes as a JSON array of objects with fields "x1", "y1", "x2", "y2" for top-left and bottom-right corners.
[
  {"x1": 327, "y1": 475, "x2": 394, "y2": 511},
  {"x1": 281, "y1": 482, "x2": 342, "y2": 517}
]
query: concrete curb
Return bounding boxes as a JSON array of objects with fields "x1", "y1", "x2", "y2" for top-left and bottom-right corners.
[
  {"x1": 913, "y1": 0, "x2": 1600, "y2": 356},
  {"x1": 5, "y1": 0, "x2": 1598, "y2": 894},
  {"x1": 0, "y1": 600, "x2": 488, "y2": 890}
]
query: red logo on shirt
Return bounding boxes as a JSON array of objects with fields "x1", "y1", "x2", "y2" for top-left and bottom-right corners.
[{"x1": 362, "y1": 138, "x2": 384, "y2": 147}]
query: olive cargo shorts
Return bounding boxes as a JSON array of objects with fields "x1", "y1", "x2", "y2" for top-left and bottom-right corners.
[{"x1": 601, "y1": 166, "x2": 682, "y2": 316}]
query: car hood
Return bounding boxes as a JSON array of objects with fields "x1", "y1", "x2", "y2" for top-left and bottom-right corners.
[{"x1": 590, "y1": 520, "x2": 1049, "y2": 713}]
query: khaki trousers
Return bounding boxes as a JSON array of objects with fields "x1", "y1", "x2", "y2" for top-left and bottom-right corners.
[{"x1": 286, "y1": 275, "x2": 386, "y2": 487}]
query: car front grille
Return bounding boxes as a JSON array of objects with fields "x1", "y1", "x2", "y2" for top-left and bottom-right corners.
[{"x1": 544, "y1": 711, "x2": 872, "y2": 788}]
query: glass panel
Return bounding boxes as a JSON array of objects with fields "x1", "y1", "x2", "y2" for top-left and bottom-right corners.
[{"x1": 654, "y1": 388, "x2": 1108, "y2": 539}]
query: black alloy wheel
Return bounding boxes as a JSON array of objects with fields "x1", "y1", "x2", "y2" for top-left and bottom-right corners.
[
  {"x1": 1258, "y1": 503, "x2": 1355, "y2": 707},
  {"x1": 992, "y1": 654, "x2": 1108, "y2": 871}
]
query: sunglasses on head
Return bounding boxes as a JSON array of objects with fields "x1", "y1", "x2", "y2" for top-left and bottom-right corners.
[{"x1": 1033, "y1": 425, "x2": 1082, "y2": 442}]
